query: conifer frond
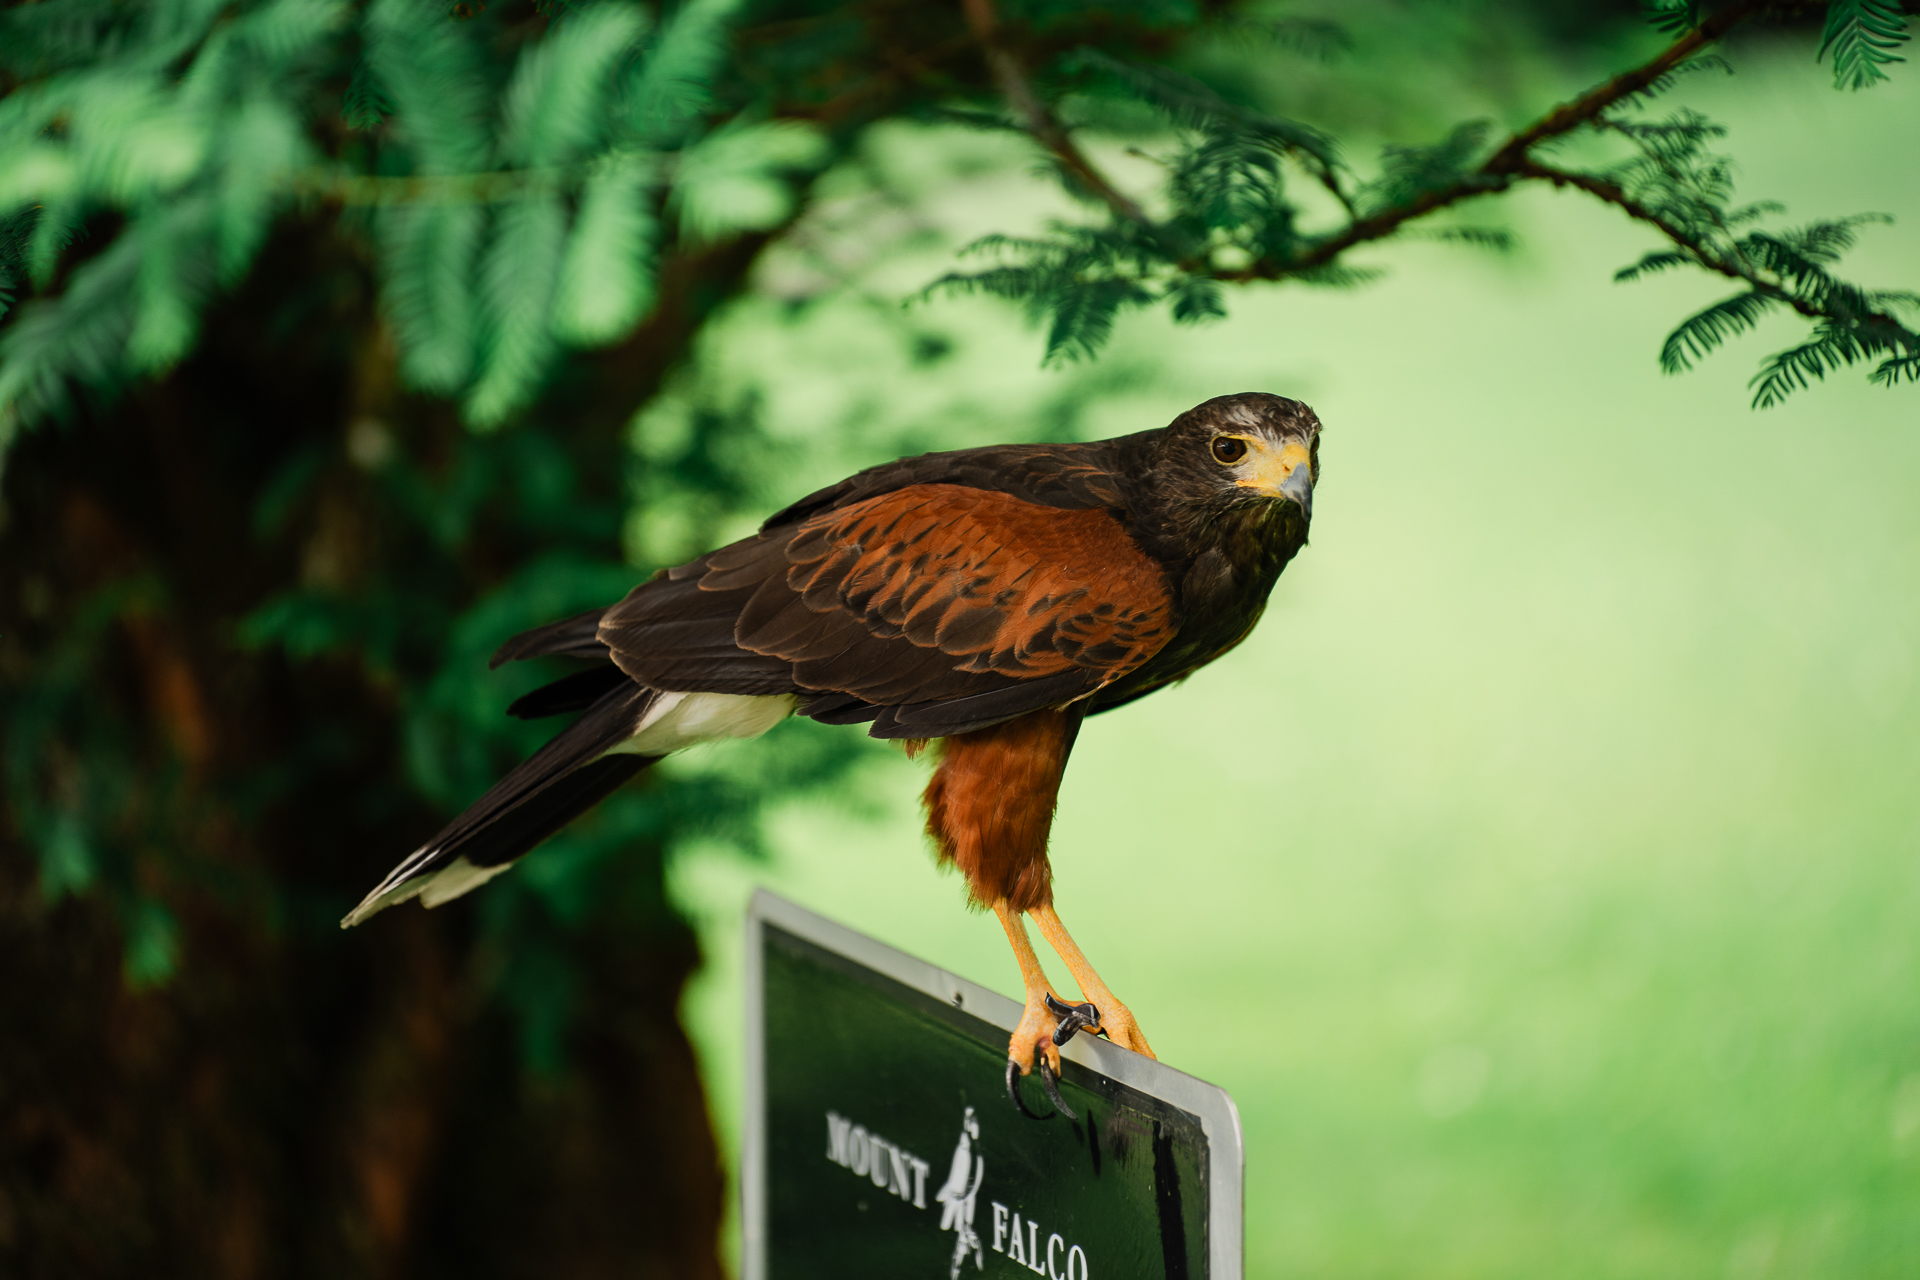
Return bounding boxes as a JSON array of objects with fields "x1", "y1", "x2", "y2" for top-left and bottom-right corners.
[
  {"x1": 1421, "y1": 226, "x2": 1516, "y2": 252},
  {"x1": 1364, "y1": 122, "x2": 1495, "y2": 213},
  {"x1": 364, "y1": 0, "x2": 491, "y2": 173},
  {"x1": 1748, "y1": 304, "x2": 1920, "y2": 407},
  {"x1": 1617, "y1": 52, "x2": 1732, "y2": 109},
  {"x1": 1659, "y1": 289, "x2": 1777, "y2": 372},
  {"x1": 1869, "y1": 352, "x2": 1920, "y2": 386},
  {"x1": 467, "y1": 197, "x2": 567, "y2": 428},
  {"x1": 0, "y1": 209, "x2": 32, "y2": 322},
  {"x1": 498, "y1": 3, "x2": 648, "y2": 167},
  {"x1": 1643, "y1": 0, "x2": 1702, "y2": 38},
  {"x1": 379, "y1": 202, "x2": 483, "y2": 393},
  {"x1": 212, "y1": 95, "x2": 308, "y2": 281},
  {"x1": 1206, "y1": 15, "x2": 1352, "y2": 63},
  {"x1": 1818, "y1": 0, "x2": 1910, "y2": 90},
  {"x1": 1041, "y1": 276, "x2": 1153, "y2": 366},
  {"x1": 1263, "y1": 17, "x2": 1352, "y2": 62},
  {"x1": 672, "y1": 122, "x2": 827, "y2": 241},
  {"x1": 1751, "y1": 327, "x2": 1862, "y2": 407},
  {"x1": 1166, "y1": 275, "x2": 1226, "y2": 325},
  {"x1": 3, "y1": 0, "x2": 1916, "y2": 446},
  {"x1": 25, "y1": 204, "x2": 84, "y2": 290},
  {"x1": 1740, "y1": 214, "x2": 1888, "y2": 291},
  {"x1": 128, "y1": 195, "x2": 218, "y2": 372},
  {"x1": 552, "y1": 153, "x2": 658, "y2": 344},
  {"x1": 1070, "y1": 49, "x2": 1341, "y2": 175},
  {"x1": 1289, "y1": 261, "x2": 1386, "y2": 288},
  {"x1": 1170, "y1": 131, "x2": 1284, "y2": 233},
  {"x1": 626, "y1": 0, "x2": 741, "y2": 145},
  {"x1": 0, "y1": 234, "x2": 141, "y2": 422},
  {"x1": 1614, "y1": 248, "x2": 1696, "y2": 281},
  {"x1": 343, "y1": 60, "x2": 393, "y2": 130}
]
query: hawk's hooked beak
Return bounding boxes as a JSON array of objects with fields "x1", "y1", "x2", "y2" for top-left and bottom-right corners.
[{"x1": 1236, "y1": 440, "x2": 1314, "y2": 518}]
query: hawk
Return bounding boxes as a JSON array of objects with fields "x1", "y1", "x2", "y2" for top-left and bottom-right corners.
[{"x1": 345, "y1": 392, "x2": 1320, "y2": 1093}]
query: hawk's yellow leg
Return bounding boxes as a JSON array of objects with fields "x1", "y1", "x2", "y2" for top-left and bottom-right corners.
[
  {"x1": 1030, "y1": 903, "x2": 1156, "y2": 1060},
  {"x1": 993, "y1": 899, "x2": 1066, "y2": 1076}
]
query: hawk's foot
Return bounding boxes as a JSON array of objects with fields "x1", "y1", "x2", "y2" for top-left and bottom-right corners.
[
  {"x1": 1082, "y1": 989, "x2": 1153, "y2": 1059},
  {"x1": 1006, "y1": 991, "x2": 1100, "y2": 1120},
  {"x1": 1006, "y1": 983, "x2": 1066, "y2": 1078}
]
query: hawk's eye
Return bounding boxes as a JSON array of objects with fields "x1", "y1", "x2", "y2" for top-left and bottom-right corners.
[{"x1": 1210, "y1": 436, "x2": 1249, "y2": 465}]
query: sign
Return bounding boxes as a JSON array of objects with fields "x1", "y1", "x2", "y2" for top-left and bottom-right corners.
[{"x1": 743, "y1": 891, "x2": 1244, "y2": 1279}]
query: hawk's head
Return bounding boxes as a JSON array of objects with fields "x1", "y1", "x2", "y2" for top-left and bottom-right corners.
[{"x1": 1144, "y1": 391, "x2": 1320, "y2": 527}]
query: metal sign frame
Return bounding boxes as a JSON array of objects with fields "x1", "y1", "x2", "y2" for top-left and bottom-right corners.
[{"x1": 742, "y1": 888, "x2": 1244, "y2": 1278}]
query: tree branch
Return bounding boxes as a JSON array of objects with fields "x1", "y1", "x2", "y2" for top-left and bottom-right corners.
[
  {"x1": 1218, "y1": 0, "x2": 1776, "y2": 281},
  {"x1": 1479, "y1": 0, "x2": 1771, "y2": 173},
  {"x1": 959, "y1": 0, "x2": 1152, "y2": 226}
]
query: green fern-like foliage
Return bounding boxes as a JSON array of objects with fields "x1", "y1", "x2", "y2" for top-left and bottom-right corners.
[
  {"x1": 1819, "y1": 0, "x2": 1911, "y2": 90},
  {"x1": 0, "y1": 0, "x2": 830, "y2": 433},
  {"x1": 925, "y1": 2, "x2": 1919, "y2": 405},
  {"x1": 1600, "y1": 111, "x2": 1920, "y2": 404},
  {"x1": 929, "y1": 49, "x2": 1345, "y2": 366}
]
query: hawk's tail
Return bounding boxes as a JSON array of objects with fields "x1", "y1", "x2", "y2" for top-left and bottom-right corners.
[{"x1": 341, "y1": 683, "x2": 663, "y2": 928}]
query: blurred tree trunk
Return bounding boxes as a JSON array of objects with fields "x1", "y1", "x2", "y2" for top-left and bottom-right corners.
[{"x1": 0, "y1": 213, "x2": 775, "y2": 1279}]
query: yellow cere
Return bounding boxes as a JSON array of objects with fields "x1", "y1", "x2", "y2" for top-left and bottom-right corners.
[{"x1": 1234, "y1": 439, "x2": 1312, "y2": 495}]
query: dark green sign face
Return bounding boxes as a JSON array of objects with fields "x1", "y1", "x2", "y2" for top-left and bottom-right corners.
[{"x1": 745, "y1": 894, "x2": 1241, "y2": 1280}]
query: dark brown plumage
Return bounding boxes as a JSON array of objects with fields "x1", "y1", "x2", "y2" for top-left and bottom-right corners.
[{"x1": 345, "y1": 391, "x2": 1322, "y2": 1074}]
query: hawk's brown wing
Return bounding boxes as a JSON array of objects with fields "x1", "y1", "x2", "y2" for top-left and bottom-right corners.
[{"x1": 598, "y1": 484, "x2": 1177, "y2": 738}]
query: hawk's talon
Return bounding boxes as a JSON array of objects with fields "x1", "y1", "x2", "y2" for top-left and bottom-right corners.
[
  {"x1": 1044, "y1": 992, "x2": 1100, "y2": 1046},
  {"x1": 1006, "y1": 1053, "x2": 1077, "y2": 1122},
  {"x1": 1036, "y1": 1052, "x2": 1077, "y2": 1120},
  {"x1": 1006, "y1": 1058, "x2": 1051, "y2": 1120}
]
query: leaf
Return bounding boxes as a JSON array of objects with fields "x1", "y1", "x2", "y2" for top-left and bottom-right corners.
[
  {"x1": 0, "y1": 141, "x2": 79, "y2": 210},
  {"x1": 1171, "y1": 131, "x2": 1283, "y2": 232},
  {"x1": 1042, "y1": 277, "x2": 1153, "y2": 366},
  {"x1": 1423, "y1": 226, "x2": 1515, "y2": 252},
  {"x1": 672, "y1": 121, "x2": 826, "y2": 241},
  {"x1": 365, "y1": 0, "x2": 491, "y2": 173},
  {"x1": 213, "y1": 93, "x2": 308, "y2": 282},
  {"x1": 1643, "y1": 0, "x2": 1701, "y2": 37},
  {"x1": 0, "y1": 232, "x2": 140, "y2": 423},
  {"x1": 1818, "y1": 0, "x2": 1909, "y2": 91},
  {"x1": 379, "y1": 200, "x2": 483, "y2": 393},
  {"x1": 1265, "y1": 17, "x2": 1352, "y2": 62},
  {"x1": 230, "y1": 0, "x2": 349, "y2": 63},
  {"x1": 343, "y1": 59, "x2": 394, "y2": 130},
  {"x1": 552, "y1": 153, "x2": 658, "y2": 344},
  {"x1": 1166, "y1": 276, "x2": 1225, "y2": 325},
  {"x1": 1071, "y1": 49, "x2": 1341, "y2": 175},
  {"x1": 1618, "y1": 52, "x2": 1733, "y2": 109},
  {"x1": 1365, "y1": 121, "x2": 1495, "y2": 213},
  {"x1": 1659, "y1": 289, "x2": 1777, "y2": 373},
  {"x1": 626, "y1": 0, "x2": 742, "y2": 145},
  {"x1": 65, "y1": 75, "x2": 209, "y2": 201},
  {"x1": 1870, "y1": 352, "x2": 1920, "y2": 387},
  {"x1": 1748, "y1": 312, "x2": 1919, "y2": 407},
  {"x1": 467, "y1": 196, "x2": 568, "y2": 428},
  {"x1": 1750, "y1": 330, "x2": 1849, "y2": 407},
  {"x1": 127, "y1": 196, "x2": 218, "y2": 372},
  {"x1": 499, "y1": 2, "x2": 649, "y2": 167},
  {"x1": 1738, "y1": 215, "x2": 1890, "y2": 299},
  {"x1": 1614, "y1": 249, "x2": 1695, "y2": 282}
]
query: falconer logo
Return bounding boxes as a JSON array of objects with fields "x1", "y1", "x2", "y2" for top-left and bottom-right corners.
[
  {"x1": 934, "y1": 1107, "x2": 985, "y2": 1278},
  {"x1": 823, "y1": 1105, "x2": 1093, "y2": 1279}
]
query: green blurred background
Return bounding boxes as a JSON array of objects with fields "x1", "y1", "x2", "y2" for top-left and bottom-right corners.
[
  {"x1": 667, "y1": 56, "x2": 1920, "y2": 1279},
  {"x1": 5, "y1": 4, "x2": 1918, "y2": 1276}
]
